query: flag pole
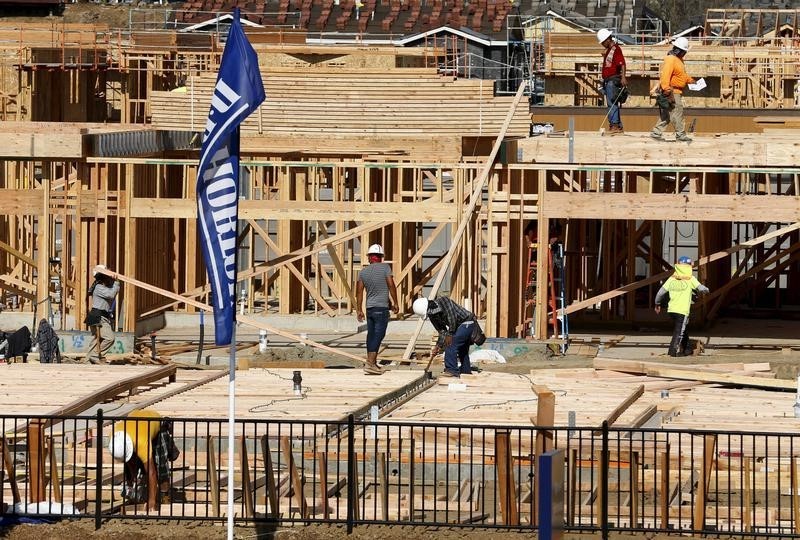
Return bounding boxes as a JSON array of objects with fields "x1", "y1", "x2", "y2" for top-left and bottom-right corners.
[{"x1": 226, "y1": 126, "x2": 241, "y2": 540}]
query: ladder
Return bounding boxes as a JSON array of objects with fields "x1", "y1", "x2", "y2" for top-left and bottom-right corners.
[{"x1": 521, "y1": 241, "x2": 569, "y2": 352}]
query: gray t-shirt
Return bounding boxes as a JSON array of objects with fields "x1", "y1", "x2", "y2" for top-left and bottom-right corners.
[{"x1": 358, "y1": 263, "x2": 392, "y2": 309}]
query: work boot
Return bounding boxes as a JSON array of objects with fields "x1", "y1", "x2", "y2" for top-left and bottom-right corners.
[
  {"x1": 649, "y1": 132, "x2": 664, "y2": 141},
  {"x1": 439, "y1": 370, "x2": 460, "y2": 379},
  {"x1": 675, "y1": 133, "x2": 693, "y2": 142},
  {"x1": 363, "y1": 363, "x2": 384, "y2": 375},
  {"x1": 609, "y1": 125, "x2": 624, "y2": 135}
]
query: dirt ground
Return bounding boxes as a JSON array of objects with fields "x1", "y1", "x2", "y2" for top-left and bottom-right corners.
[{"x1": 0, "y1": 519, "x2": 743, "y2": 539}]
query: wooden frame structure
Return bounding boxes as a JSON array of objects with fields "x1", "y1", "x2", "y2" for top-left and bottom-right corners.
[{"x1": 0, "y1": 22, "x2": 799, "y2": 343}]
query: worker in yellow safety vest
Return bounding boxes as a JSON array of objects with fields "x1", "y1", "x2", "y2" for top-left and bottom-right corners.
[{"x1": 654, "y1": 256, "x2": 709, "y2": 357}]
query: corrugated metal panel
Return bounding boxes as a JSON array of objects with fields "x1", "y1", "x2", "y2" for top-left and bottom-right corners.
[{"x1": 88, "y1": 130, "x2": 200, "y2": 158}]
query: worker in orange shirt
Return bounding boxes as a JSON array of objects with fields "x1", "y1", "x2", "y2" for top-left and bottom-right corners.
[{"x1": 650, "y1": 37, "x2": 694, "y2": 142}]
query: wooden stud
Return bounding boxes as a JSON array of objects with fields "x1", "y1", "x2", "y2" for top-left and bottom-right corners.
[
  {"x1": 495, "y1": 430, "x2": 519, "y2": 526},
  {"x1": 693, "y1": 434, "x2": 717, "y2": 532},
  {"x1": 47, "y1": 437, "x2": 61, "y2": 504},
  {"x1": 207, "y1": 436, "x2": 220, "y2": 518},
  {"x1": 240, "y1": 435, "x2": 254, "y2": 518},
  {"x1": 1, "y1": 437, "x2": 20, "y2": 505},
  {"x1": 378, "y1": 452, "x2": 389, "y2": 521},
  {"x1": 742, "y1": 457, "x2": 752, "y2": 533},
  {"x1": 793, "y1": 456, "x2": 800, "y2": 536},
  {"x1": 317, "y1": 451, "x2": 330, "y2": 520},
  {"x1": 280, "y1": 436, "x2": 308, "y2": 519},
  {"x1": 261, "y1": 436, "x2": 279, "y2": 518}
]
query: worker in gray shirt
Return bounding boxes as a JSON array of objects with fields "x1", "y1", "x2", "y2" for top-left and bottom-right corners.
[
  {"x1": 356, "y1": 244, "x2": 399, "y2": 375},
  {"x1": 85, "y1": 265, "x2": 120, "y2": 364}
]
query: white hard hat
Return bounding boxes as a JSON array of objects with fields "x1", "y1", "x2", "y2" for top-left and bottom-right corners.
[
  {"x1": 92, "y1": 264, "x2": 106, "y2": 277},
  {"x1": 596, "y1": 28, "x2": 613, "y2": 43},
  {"x1": 412, "y1": 298, "x2": 429, "y2": 319},
  {"x1": 367, "y1": 244, "x2": 384, "y2": 256},
  {"x1": 109, "y1": 431, "x2": 134, "y2": 463},
  {"x1": 673, "y1": 37, "x2": 690, "y2": 52}
]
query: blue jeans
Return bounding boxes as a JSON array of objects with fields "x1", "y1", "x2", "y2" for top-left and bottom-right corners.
[
  {"x1": 604, "y1": 78, "x2": 622, "y2": 127},
  {"x1": 366, "y1": 307, "x2": 390, "y2": 353},
  {"x1": 444, "y1": 322, "x2": 473, "y2": 374}
]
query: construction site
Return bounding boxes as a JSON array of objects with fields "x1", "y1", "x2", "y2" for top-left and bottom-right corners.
[{"x1": 0, "y1": 1, "x2": 800, "y2": 537}]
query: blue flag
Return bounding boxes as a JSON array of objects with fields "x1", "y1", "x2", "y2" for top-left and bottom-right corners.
[{"x1": 197, "y1": 10, "x2": 265, "y2": 346}]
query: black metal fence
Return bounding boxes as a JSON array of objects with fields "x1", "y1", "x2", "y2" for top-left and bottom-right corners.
[{"x1": 1, "y1": 412, "x2": 799, "y2": 537}]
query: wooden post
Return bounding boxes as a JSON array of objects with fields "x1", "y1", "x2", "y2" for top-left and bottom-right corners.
[
  {"x1": 594, "y1": 450, "x2": 606, "y2": 528},
  {"x1": 207, "y1": 436, "x2": 220, "y2": 518},
  {"x1": 240, "y1": 435, "x2": 254, "y2": 518},
  {"x1": 1, "y1": 437, "x2": 20, "y2": 505},
  {"x1": 281, "y1": 436, "x2": 308, "y2": 519},
  {"x1": 531, "y1": 383, "x2": 555, "y2": 526},
  {"x1": 317, "y1": 451, "x2": 330, "y2": 520},
  {"x1": 660, "y1": 446, "x2": 670, "y2": 530},
  {"x1": 36, "y1": 177, "x2": 50, "y2": 309},
  {"x1": 27, "y1": 419, "x2": 46, "y2": 503},
  {"x1": 630, "y1": 451, "x2": 639, "y2": 527},
  {"x1": 567, "y1": 447, "x2": 577, "y2": 526},
  {"x1": 693, "y1": 434, "x2": 716, "y2": 532},
  {"x1": 408, "y1": 438, "x2": 415, "y2": 522},
  {"x1": 742, "y1": 457, "x2": 752, "y2": 533},
  {"x1": 47, "y1": 437, "x2": 62, "y2": 504},
  {"x1": 495, "y1": 430, "x2": 519, "y2": 525},
  {"x1": 378, "y1": 452, "x2": 389, "y2": 521},
  {"x1": 260, "y1": 436, "x2": 279, "y2": 517},
  {"x1": 146, "y1": 456, "x2": 158, "y2": 510},
  {"x1": 792, "y1": 456, "x2": 800, "y2": 536}
]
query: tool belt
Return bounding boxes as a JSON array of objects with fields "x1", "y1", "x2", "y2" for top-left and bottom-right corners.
[
  {"x1": 85, "y1": 307, "x2": 112, "y2": 327},
  {"x1": 654, "y1": 89, "x2": 674, "y2": 110}
]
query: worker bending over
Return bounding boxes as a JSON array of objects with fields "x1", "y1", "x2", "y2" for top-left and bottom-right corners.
[{"x1": 413, "y1": 296, "x2": 484, "y2": 378}]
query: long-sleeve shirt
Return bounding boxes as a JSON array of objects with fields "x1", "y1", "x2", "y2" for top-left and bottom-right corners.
[
  {"x1": 655, "y1": 263, "x2": 709, "y2": 316},
  {"x1": 428, "y1": 296, "x2": 475, "y2": 348},
  {"x1": 659, "y1": 53, "x2": 694, "y2": 94},
  {"x1": 92, "y1": 280, "x2": 119, "y2": 312},
  {"x1": 601, "y1": 43, "x2": 625, "y2": 80}
]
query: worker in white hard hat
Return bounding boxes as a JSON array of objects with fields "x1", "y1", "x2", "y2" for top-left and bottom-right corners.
[
  {"x1": 108, "y1": 409, "x2": 179, "y2": 507},
  {"x1": 412, "y1": 296, "x2": 482, "y2": 378},
  {"x1": 597, "y1": 28, "x2": 627, "y2": 135},
  {"x1": 85, "y1": 265, "x2": 119, "y2": 364},
  {"x1": 356, "y1": 243, "x2": 399, "y2": 375},
  {"x1": 650, "y1": 36, "x2": 695, "y2": 142}
]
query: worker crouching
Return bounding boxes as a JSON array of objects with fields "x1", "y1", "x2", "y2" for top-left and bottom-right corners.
[{"x1": 108, "y1": 409, "x2": 180, "y2": 506}]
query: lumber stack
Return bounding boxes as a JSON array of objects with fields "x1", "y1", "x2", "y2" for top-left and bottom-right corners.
[{"x1": 149, "y1": 68, "x2": 530, "y2": 150}]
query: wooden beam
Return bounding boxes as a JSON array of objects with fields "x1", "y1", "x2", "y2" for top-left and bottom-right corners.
[
  {"x1": 565, "y1": 222, "x2": 800, "y2": 315},
  {"x1": 46, "y1": 365, "x2": 177, "y2": 422},
  {"x1": 638, "y1": 366, "x2": 795, "y2": 391},
  {"x1": 261, "y1": 436, "x2": 280, "y2": 518},
  {"x1": 495, "y1": 430, "x2": 519, "y2": 526},
  {"x1": 603, "y1": 384, "x2": 644, "y2": 428},
  {"x1": 47, "y1": 437, "x2": 62, "y2": 504},
  {"x1": 693, "y1": 435, "x2": 717, "y2": 531},
  {"x1": 207, "y1": 436, "x2": 220, "y2": 518},
  {"x1": 403, "y1": 81, "x2": 528, "y2": 359},
  {"x1": 317, "y1": 451, "x2": 330, "y2": 520},
  {"x1": 1, "y1": 437, "x2": 20, "y2": 505},
  {"x1": 281, "y1": 436, "x2": 308, "y2": 519},
  {"x1": 129, "y1": 198, "x2": 459, "y2": 222},
  {"x1": 545, "y1": 192, "x2": 800, "y2": 222},
  {"x1": 240, "y1": 435, "x2": 255, "y2": 518},
  {"x1": 106, "y1": 269, "x2": 366, "y2": 363}
]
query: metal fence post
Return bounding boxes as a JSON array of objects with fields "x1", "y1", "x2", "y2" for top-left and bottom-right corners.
[
  {"x1": 95, "y1": 408, "x2": 103, "y2": 531},
  {"x1": 601, "y1": 420, "x2": 609, "y2": 540},
  {"x1": 346, "y1": 414, "x2": 355, "y2": 534}
]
